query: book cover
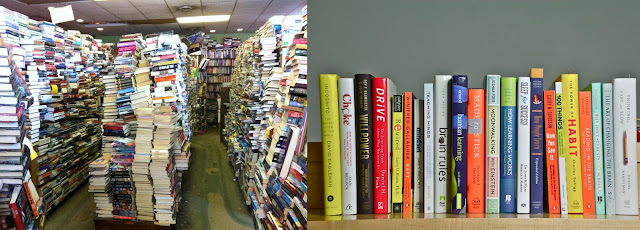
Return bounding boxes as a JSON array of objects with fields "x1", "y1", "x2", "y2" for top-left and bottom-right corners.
[
  {"x1": 355, "y1": 74, "x2": 374, "y2": 214},
  {"x1": 585, "y1": 83, "x2": 605, "y2": 215},
  {"x1": 485, "y1": 75, "x2": 501, "y2": 213},
  {"x1": 451, "y1": 75, "x2": 468, "y2": 214},
  {"x1": 500, "y1": 77, "x2": 517, "y2": 213},
  {"x1": 391, "y1": 95, "x2": 404, "y2": 213},
  {"x1": 413, "y1": 99, "x2": 424, "y2": 213},
  {"x1": 467, "y1": 89, "x2": 485, "y2": 213},
  {"x1": 338, "y1": 78, "x2": 357, "y2": 215},
  {"x1": 530, "y1": 69, "x2": 544, "y2": 214},
  {"x1": 318, "y1": 74, "x2": 343, "y2": 215},
  {"x1": 403, "y1": 92, "x2": 416, "y2": 213},
  {"x1": 602, "y1": 83, "x2": 616, "y2": 215},
  {"x1": 612, "y1": 78, "x2": 638, "y2": 215},
  {"x1": 423, "y1": 83, "x2": 435, "y2": 213},
  {"x1": 517, "y1": 76, "x2": 531, "y2": 213},
  {"x1": 556, "y1": 82, "x2": 569, "y2": 214},
  {"x1": 579, "y1": 91, "x2": 595, "y2": 214},
  {"x1": 544, "y1": 90, "x2": 560, "y2": 214},
  {"x1": 434, "y1": 75, "x2": 452, "y2": 213},
  {"x1": 372, "y1": 77, "x2": 396, "y2": 214}
]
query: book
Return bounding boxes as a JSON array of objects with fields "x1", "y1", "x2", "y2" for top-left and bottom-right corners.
[
  {"x1": 543, "y1": 90, "x2": 561, "y2": 214},
  {"x1": 391, "y1": 95, "x2": 403, "y2": 213},
  {"x1": 485, "y1": 75, "x2": 501, "y2": 213},
  {"x1": 585, "y1": 83, "x2": 606, "y2": 215},
  {"x1": 602, "y1": 83, "x2": 616, "y2": 215},
  {"x1": 318, "y1": 74, "x2": 342, "y2": 215},
  {"x1": 355, "y1": 74, "x2": 374, "y2": 214},
  {"x1": 423, "y1": 83, "x2": 435, "y2": 213},
  {"x1": 372, "y1": 77, "x2": 396, "y2": 214},
  {"x1": 517, "y1": 76, "x2": 531, "y2": 213},
  {"x1": 9, "y1": 185, "x2": 24, "y2": 230},
  {"x1": 413, "y1": 99, "x2": 424, "y2": 213},
  {"x1": 402, "y1": 92, "x2": 415, "y2": 214},
  {"x1": 579, "y1": 91, "x2": 595, "y2": 214},
  {"x1": 451, "y1": 75, "x2": 467, "y2": 214},
  {"x1": 500, "y1": 77, "x2": 517, "y2": 213},
  {"x1": 530, "y1": 69, "x2": 544, "y2": 214},
  {"x1": 555, "y1": 82, "x2": 569, "y2": 214},
  {"x1": 338, "y1": 78, "x2": 357, "y2": 215},
  {"x1": 467, "y1": 89, "x2": 485, "y2": 213},
  {"x1": 612, "y1": 78, "x2": 638, "y2": 215},
  {"x1": 434, "y1": 75, "x2": 451, "y2": 213}
]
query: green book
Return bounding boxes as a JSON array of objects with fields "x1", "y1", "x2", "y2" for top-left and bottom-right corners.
[
  {"x1": 584, "y1": 83, "x2": 605, "y2": 215},
  {"x1": 319, "y1": 74, "x2": 343, "y2": 215}
]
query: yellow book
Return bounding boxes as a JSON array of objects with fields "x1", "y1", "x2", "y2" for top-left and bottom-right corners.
[
  {"x1": 319, "y1": 74, "x2": 343, "y2": 215},
  {"x1": 391, "y1": 95, "x2": 404, "y2": 213},
  {"x1": 554, "y1": 74, "x2": 583, "y2": 213}
]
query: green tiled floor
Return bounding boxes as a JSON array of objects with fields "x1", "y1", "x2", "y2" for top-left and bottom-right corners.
[{"x1": 46, "y1": 128, "x2": 253, "y2": 229}]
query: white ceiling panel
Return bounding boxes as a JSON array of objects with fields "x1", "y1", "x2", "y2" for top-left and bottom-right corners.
[
  {"x1": 94, "y1": 0, "x2": 135, "y2": 9},
  {"x1": 88, "y1": 13, "x2": 121, "y2": 22},
  {"x1": 131, "y1": 0, "x2": 168, "y2": 7},
  {"x1": 137, "y1": 5, "x2": 172, "y2": 14},
  {"x1": 201, "y1": 2, "x2": 235, "y2": 15},
  {"x1": 165, "y1": 0, "x2": 202, "y2": 7},
  {"x1": 116, "y1": 14, "x2": 148, "y2": 21},
  {"x1": 171, "y1": 10, "x2": 203, "y2": 18},
  {"x1": 143, "y1": 13, "x2": 172, "y2": 20},
  {"x1": 106, "y1": 7, "x2": 142, "y2": 15}
]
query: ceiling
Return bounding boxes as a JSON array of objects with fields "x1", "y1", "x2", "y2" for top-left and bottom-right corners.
[{"x1": 0, "y1": 0, "x2": 307, "y2": 35}]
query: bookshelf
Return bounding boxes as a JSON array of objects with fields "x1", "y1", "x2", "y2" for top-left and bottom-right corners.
[{"x1": 203, "y1": 38, "x2": 240, "y2": 127}]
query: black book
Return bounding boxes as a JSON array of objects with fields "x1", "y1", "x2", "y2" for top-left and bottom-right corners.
[{"x1": 354, "y1": 73, "x2": 374, "y2": 214}]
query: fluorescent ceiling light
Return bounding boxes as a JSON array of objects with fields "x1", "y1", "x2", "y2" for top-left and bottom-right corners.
[
  {"x1": 237, "y1": 28, "x2": 243, "y2": 31},
  {"x1": 76, "y1": 19, "x2": 84, "y2": 23},
  {"x1": 210, "y1": 30, "x2": 216, "y2": 33},
  {"x1": 177, "y1": 15, "x2": 230, "y2": 23},
  {"x1": 84, "y1": 23, "x2": 128, "y2": 27},
  {"x1": 97, "y1": 28, "x2": 103, "y2": 31}
]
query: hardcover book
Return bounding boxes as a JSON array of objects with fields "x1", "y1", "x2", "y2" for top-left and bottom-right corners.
[
  {"x1": 555, "y1": 82, "x2": 569, "y2": 214},
  {"x1": 403, "y1": 92, "x2": 416, "y2": 213},
  {"x1": 530, "y1": 69, "x2": 544, "y2": 214},
  {"x1": 579, "y1": 92, "x2": 595, "y2": 214},
  {"x1": 500, "y1": 77, "x2": 517, "y2": 213},
  {"x1": 612, "y1": 78, "x2": 638, "y2": 215},
  {"x1": 372, "y1": 77, "x2": 396, "y2": 214},
  {"x1": 517, "y1": 76, "x2": 531, "y2": 213},
  {"x1": 413, "y1": 99, "x2": 424, "y2": 213},
  {"x1": 544, "y1": 90, "x2": 560, "y2": 214},
  {"x1": 451, "y1": 75, "x2": 468, "y2": 214},
  {"x1": 434, "y1": 75, "x2": 452, "y2": 213},
  {"x1": 467, "y1": 89, "x2": 485, "y2": 213},
  {"x1": 423, "y1": 83, "x2": 435, "y2": 213},
  {"x1": 602, "y1": 83, "x2": 616, "y2": 215},
  {"x1": 485, "y1": 75, "x2": 501, "y2": 213},
  {"x1": 319, "y1": 74, "x2": 343, "y2": 215},
  {"x1": 355, "y1": 74, "x2": 374, "y2": 214},
  {"x1": 391, "y1": 95, "x2": 404, "y2": 213},
  {"x1": 339, "y1": 78, "x2": 357, "y2": 215},
  {"x1": 585, "y1": 83, "x2": 606, "y2": 214}
]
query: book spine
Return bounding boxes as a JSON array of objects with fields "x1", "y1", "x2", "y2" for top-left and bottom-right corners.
[
  {"x1": 544, "y1": 90, "x2": 560, "y2": 214},
  {"x1": 403, "y1": 92, "x2": 415, "y2": 213},
  {"x1": 517, "y1": 76, "x2": 531, "y2": 213},
  {"x1": 434, "y1": 75, "x2": 452, "y2": 213},
  {"x1": 500, "y1": 77, "x2": 517, "y2": 213},
  {"x1": 602, "y1": 83, "x2": 616, "y2": 215},
  {"x1": 413, "y1": 99, "x2": 424, "y2": 213},
  {"x1": 556, "y1": 82, "x2": 569, "y2": 214},
  {"x1": 423, "y1": 84, "x2": 435, "y2": 213},
  {"x1": 22, "y1": 181, "x2": 38, "y2": 217},
  {"x1": 373, "y1": 78, "x2": 391, "y2": 214},
  {"x1": 318, "y1": 74, "x2": 342, "y2": 215},
  {"x1": 339, "y1": 78, "x2": 357, "y2": 215},
  {"x1": 451, "y1": 75, "x2": 468, "y2": 214},
  {"x1": 579, "y1": 92, "x2": 595, "y2": 214},
  {"x1": 530, "y1": 69, "x2": 544, "y2": 214},
  {"x1": 9, "y1": 201, "x2": 24, "y2": 230},
  {"x1": 485, "y1": 75, "x2": 501, "y2": 213},
  {"x1": 590, "y1": 83, "x2": 606, "y2": 215},
  {"x1": 467, "y1": 89, "x2": 485, "y2": 213},
  {"x1": 355, "y1": 74, "x2": 374, "y2": 214},
  {"x1": 612, "y1": 78, "x2": 638, "y2": 215},
  {"x1": 560, "y1": 74, "x2": 583, "y2": 213},
  {"x1": 391, "y1": 95, "x2": 404, "y2": 213}
]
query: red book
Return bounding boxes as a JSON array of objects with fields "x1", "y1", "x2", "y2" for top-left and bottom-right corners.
[
  {"x1": 579, "y1": 91, "x2": 595, "y2": 214},
  {"x1": 9, "y1": 186, "x2": 25, "y2": 230},
  {"x1": 402, "y1": 92, "x2": 415, "y2": 213},
  {"x1": 372, "y1": 78, "x2": 393, "y2": 213},
  {"x1": 543, "y1": 90, "x2": 560, "y2": 213},
  {"x1": 467, "y1": 89, "x2": 485, "y2": 213}
]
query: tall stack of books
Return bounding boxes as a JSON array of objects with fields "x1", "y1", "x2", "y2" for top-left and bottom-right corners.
[
  {"x1": 114, "y1": 34, "x2": 143, "y2": 136},
  {"x1": 102, "y1": 74, "x2": 118, "y2": 156},
  {"x1": 22, "y1": 19, "x2": 44, "y2": 148},
  {"x1": 89, "y1": 156, "x2": 113, "y2": 218},
  {"x1": 111, "y1": 138, "x2": 136, "y2": 220},
  {"x1": 132, "y1": 106, "x2": 154, "y2": 221},
  {"x1": 150, "y1": 109, "x2": 178, "y2": 226}
]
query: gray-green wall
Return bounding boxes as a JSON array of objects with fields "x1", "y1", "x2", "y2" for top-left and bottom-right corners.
[
  {"x1": 96, "y1": 32, "x2": 254, "y2": 44},
  {"x1": 308, "y1": 0, "x2": 640, "y2": 142}
]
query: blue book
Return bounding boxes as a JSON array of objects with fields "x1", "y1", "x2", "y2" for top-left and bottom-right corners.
[
  {"x1": 530, "y1": 69, "x2": 544, "y2": 213},
  {"x1": 585, "y1": 83, "x2": 606, "y2": 214},
  {"x1": 451, "y1": 75, "x2": 468, "y2": 214},
  {"x1": 500, "y1": 77, "x2": 517, "y2": 213}
]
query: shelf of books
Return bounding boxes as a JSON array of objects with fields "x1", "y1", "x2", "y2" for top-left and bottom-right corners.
[
  {"x1": 224, "y1": 11, "x2": 308, "y2": 230},
  {"x1": 315, "y1": 67, "x2": 640, "y2": 227},
  {"x1": 203, "y1": 38, "x2": 240, "y2": 128},
  {"x1": 185, "y1": 32, "x2": 208, "y2": 135}
]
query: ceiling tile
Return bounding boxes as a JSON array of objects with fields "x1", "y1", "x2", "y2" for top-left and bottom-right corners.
[
  {"x1": 165, "y1": 0, "x2": 202, "y2": 7},
  {"x1": 116, "y1": 14, "x2": 147, "y2": 21},
  {"x1": 106, "y1": 7, "x2": 141, "y2": 15},
  {"x1": 88, "y1": 13, "x2": 121, "y2": 22},
  {"x1": 94, "y1": 0, "x2": 135, "y2": 8},
  {"x1": 172, "y1": 10, "x2": 203, "y2": 18},
  {"x1": 130, "y1": 0, "x2": 167, "y2": 7},
  {"x1": 202, "y1": 2, "x2": 234, "y2": 15},
  {"x1": 143, "y1": 13, "x2": 172, "y2": 20},
  {"x1": 137, "y1": 5, "x2": 172, "y2": 14}
]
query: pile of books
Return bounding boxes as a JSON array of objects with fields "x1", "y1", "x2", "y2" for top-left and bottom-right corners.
[
  {"x1": 89, "y1": 156, "x2": 113, "y2": 218},
  {"x1": 150, "y1": 109, "x2": 178, "y2": 226},
  {"x1": 111, "y1": 138, "x2": 136, "y2": 220},
  {"x1": 132, "y1": 106, "x2": 154, "y2": 221}
]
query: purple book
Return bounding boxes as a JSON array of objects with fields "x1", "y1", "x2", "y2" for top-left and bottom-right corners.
[
  {"x1": 530, "y1": 69, "x2": 544, "y2": 213},
  {"x1": 451, "y1": 75, "x2": 468, "y2": 214}
]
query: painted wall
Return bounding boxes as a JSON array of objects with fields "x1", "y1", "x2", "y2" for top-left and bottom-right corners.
[
  {"x1": 308, "y1": 0, "x2": 640, "y2": 142},
  {"x1": 95, "y1": 32, "x2": 254, "y2": 44}
]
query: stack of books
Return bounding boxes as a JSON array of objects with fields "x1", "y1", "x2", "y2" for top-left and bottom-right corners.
[
  {"x1": 89, "y1": 156, "x2": 113, "y2": 218},
  {"x1": 132, "y1": 107, "x2": 154, "y2": 221},
  {"x1": 150, "y1": 108, "x2": 178, "y2": 226},
  {"x1": 111, "y1": 138, "x2": 136, "y2": 220},
  {"x1": 22, "y1": 19, "x2": 44, "y2": 148}
]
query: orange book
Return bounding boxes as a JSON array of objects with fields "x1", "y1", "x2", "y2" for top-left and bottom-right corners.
[
  {"x1": 467, "y1": 89, "x2": 485, "y2": 213},
  {"x1": 543, "y1": 90, "x2": 561, "y2": 213},
  {"x1": 403, "y1": 92, "x2": 415, "y2": 213},
  {"x1": 155, "y1": 75, "x2": 176, "y2": 82},
  {"x1": 579, "y1": 92, "x2": 595, "y2": 214}
]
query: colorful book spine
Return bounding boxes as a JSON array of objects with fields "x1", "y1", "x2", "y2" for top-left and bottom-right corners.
[
  {"x1": 579, "y1": 91, "x2": 595, "y2": 214},
  {"x1": 413, "y1": 99, "x2": 424, "y2": 213},
  {"x1": 587, "y1": 83, "x2": 606, "y2": 215},
  {"x1": 557, "y1": 74, "x2": 583, "y2": 213},
  {"x1": 612, "y1": 78, "x2": 638, "y2": 215},
  {"x1": 499, "y1": 77, "x2": 517, "y2": 213},
  {"x1": 467, "y1": 89, "x2": 485, "y2": 213},
  {"x1": 543, "y1": 90, "x2": 560, "y2": 214},
  {"x1": 602, "y1": 83, "x2": 616, "y2": 215},
  {"x1": 450, "y1": 75, "x2": 468, "y2": 214},
  {"x1": 517, "y1": 76, "x2": 531, "y2": 214},
  {"x1": 372, "y1": 78, "x2": 396, "y2": 214},
  {"x1": 391, "y1": 95, "x2": 404, "y2": 213},
  {"x1": 318, "y1": 74, "x2": 343, "y2": 215},
  {"x1": 339, "y1": 78, "x2": 357, "y2": 215},
  {"x1": 556, "y1": 82, "x2": 569, "y2": 214},
  {"x1": 530, "y1": 69, "x2": 544, "y2": 214},
  {"x1": 485, "y1": 75, "x2": 501, "y2": 213},
  {"x1": 434, "y1": 75, "x2": 452, "y2": 213},
  {"x1": 403, "y1": 92, "x2": 415, "y2": 213},
  {"x1": 355, "y1": 74, "x2": 374, "y2": 214},
  {"x1": 423, "y1": 83, "x2": 435, "y2": 213}
]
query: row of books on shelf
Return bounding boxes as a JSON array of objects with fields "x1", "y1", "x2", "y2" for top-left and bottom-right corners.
[
  {"x1": 208, "y1": 38, "x2": 242, "y2": 49},
  {"x1": 207, "y1": 75, "x2": 230, "y2": 83},
  {"x1": 319, "y1": 70, "x2": 638, "y2": 216},
  {"x1": 207, "y1": 59, "x2": 234, "y2": 67},
  {"x1": 205, "y1": 67, "x2": 233, "y2": 75},
  {"x1": 207, "y1": 49, "x2": 236, "y2": 59}
]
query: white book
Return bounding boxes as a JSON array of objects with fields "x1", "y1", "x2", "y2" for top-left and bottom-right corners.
[
  {"x1": 278, "y1": 126, "x2": 300, "y2": 179},
  {"x1": 485, "y1": 75, "x2": 501, "y2": 213},
  {"x1": 433, "y1": 75, "x2": 451, "y2": 213},
  {"x1": 413, "y1": 99, "x2": 423, "y2": 213},
  {"x1": 602, "y1": 83, "x2": 616, "y2": 215},
  {"x1": 517, "y1": 77, "x2": 531, "y2": 213},
  {"x1": 556, "y1": 82, "x2": 569, "y2": 214},
  {"x1": 338, "y1": 78, "x2": 357, "y2": 215},
  {"x1": 612, "y1": 78, "x2": 638, "y2": 215},
  {"x1": 423, "y1": 83, "x2": 435, "y2": 213}
]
